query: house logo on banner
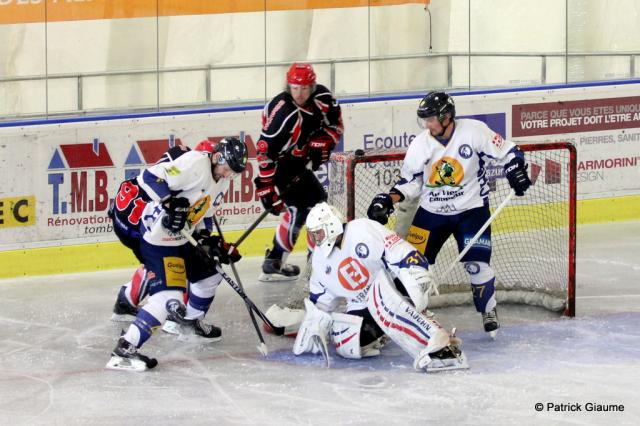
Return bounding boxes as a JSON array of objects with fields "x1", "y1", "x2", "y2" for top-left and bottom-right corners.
[
  {"x1": 46, "y1": 136, "x2": 186, "y2": 237},
  {"x1": 47, "y1": 138, "x2": 114, "y2": 217},
  {"x1": 122, "y1": 135, "x2": 185, "y2": 180}
]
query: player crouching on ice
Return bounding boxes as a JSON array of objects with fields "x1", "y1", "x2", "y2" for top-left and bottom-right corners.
[
  {"x1": 106, "y1": 137, "x2": 248, "y2": 372},
  {"x1": 293, "y1": 202, "x2": 468, "y2": 372}
]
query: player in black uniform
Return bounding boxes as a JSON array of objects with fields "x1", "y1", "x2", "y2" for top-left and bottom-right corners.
[{"x1": 254, "y1": 63, "x2": 344, "y2": 281}]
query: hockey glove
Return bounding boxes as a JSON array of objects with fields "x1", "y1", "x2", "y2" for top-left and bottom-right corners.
[
  {"x1": 504, "y1": 156, "x2": 532, "y2": 196},
  {"x1": 254, "y1": 176, "x2": 285, "y2": 214},
  {"x1": 161, "y1": 197, "x2": 190, "y2": 233},
  {"x1": 397, "y1": 266, "x2": 435, "y2": 313},
  {"x1": 308, "y1": 129, "x2": 336, "y2": 171},
  {"x1": 196, "y1": 231, "x2": 242, "y2": 264},
  {"x1": 208, "y1": 236, "x2": 242, "y2": 264},
  {"x1": 293, "y1": 298, "x2": 332, "y2": 357},
  {"x1": 367, "y1": 193, "x2": 395, "y2": 225}
]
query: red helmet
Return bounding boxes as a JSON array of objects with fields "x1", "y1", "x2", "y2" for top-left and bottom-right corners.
[
  {"x1": 194, "y1": 139, "x2": 215, "y2": 154},
  {"x1": 286, "y1": 63, "x2": 316, "y2": 86}
]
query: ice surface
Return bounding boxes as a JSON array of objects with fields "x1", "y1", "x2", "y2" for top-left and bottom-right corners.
[{"x1": 0, "y1": 222, "x2": 639, "y2": 425}]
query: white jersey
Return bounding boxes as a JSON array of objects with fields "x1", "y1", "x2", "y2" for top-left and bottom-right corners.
[
  {"x1": 394, "y1": 119, "x2": 518, "y2": 215},
  {"x1": 309, "y1": 218, "x2": 421, "y2": 312},
  {"x1": 138, "y1": 150, "x2": 229, "y2": 246}
]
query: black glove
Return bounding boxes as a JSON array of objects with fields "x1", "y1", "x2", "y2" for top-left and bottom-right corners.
[
  {"x1": 161, "y1": 197, "x2": 190, "y2": 233},
  {"x1": 196, "y1": 231, "x2": 242, "y2": 264},
  {"x1": 254, "y1": 176, "x2": 285, "y2": 214},
  {"x1": 367, "y1": 193, "x2": 395, "y2": 225},
  {"x1": 308, "y1": 129, "x2": 336, "y2": 171},
  {"x1": 504, "y1": 157, "x2": 532, "y2": 196}
]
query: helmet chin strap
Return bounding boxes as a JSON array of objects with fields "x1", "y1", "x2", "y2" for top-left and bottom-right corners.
[{"x1": 433, "y1": 117, "x2": 455, "y2": 141}]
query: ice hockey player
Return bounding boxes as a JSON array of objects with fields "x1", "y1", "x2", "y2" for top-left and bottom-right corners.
[
  {"x1": 293, "y1": 202, "x2": 468, "y2": 373},
  {"x1": 106, "y1": 137, "x2": 248, "y2": 372},
  {"x1": 254, "y1": 62, "x2": 343, "y2": 282},
  {"x1": 367, "y1": 92, "x2": 532, "y2": 338},
  {"x1": 109, "y1": 144, "x2": 191, "y2": 322}
]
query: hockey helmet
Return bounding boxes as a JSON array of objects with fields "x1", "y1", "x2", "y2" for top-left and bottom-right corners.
[
  {"x1": 417, "y1": 91, "x2": 456, "y2": 122},
  {"x1": 306, "y1": 202, "x2": 344, "y2": 257},
  {"x1": 195, "y1": 137, "x2": 248, "y2": 173},
  {"x1": 286, "y1": 63, "x2": 316, "y2": 86},
  {"x1": 216, "y1": 137, "x2": 249, "y2": 173},
  {"x1": 194, "y1": 139, "x2": 216, "y2": 154}
]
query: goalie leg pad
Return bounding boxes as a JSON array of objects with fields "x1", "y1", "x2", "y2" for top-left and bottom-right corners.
[
  {"x1": 330, "y1": 313, "x2": 375, "y2": 359},
  {"x1": 367, "y1": 270, "x2": 450, "y2": 361}
]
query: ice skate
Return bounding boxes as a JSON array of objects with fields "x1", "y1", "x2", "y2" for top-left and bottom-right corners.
[
  {"x1": 105, "y1": 337, "x2": 157, "y2": 372},
  {"x1": 482, "y1": 308, "x2": 500, "y2": 339},
  {"x1": 414, "y1": 343, "x2": 469, "y2": 373},
  {"x1": 110, "y1": 286, "x2": 138, "y2": 322},
  {"x1": 161, "y1": 319, "x2": 181, "y2": 335},
  {"x1": 258, "y1": 250, "x2": 300, "y2": 282},
  {"x1": 177, "y1": 318, "x2": 222, "y2": 343}
]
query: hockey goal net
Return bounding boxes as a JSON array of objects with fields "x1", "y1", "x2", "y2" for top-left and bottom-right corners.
[{"x1": 327, "y1": 142, "x2": 577, "y2": 316}]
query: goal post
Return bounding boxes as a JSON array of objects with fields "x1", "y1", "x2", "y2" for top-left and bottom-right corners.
[{"x1": 327, "y1": 142, "x2": 577, "y2": 316}]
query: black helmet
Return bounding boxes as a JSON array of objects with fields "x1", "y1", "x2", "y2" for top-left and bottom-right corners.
[
  {"x1": 216, "y1": 137, "x2": 248, "y2": 173},
  {"x1": 417, "y1": 92, "x2": 456, "y2": 121}
]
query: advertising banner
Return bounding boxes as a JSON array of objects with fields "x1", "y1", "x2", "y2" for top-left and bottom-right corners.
[{"x1": 1, "y1": 83, "x2": 640, "y2": 251}]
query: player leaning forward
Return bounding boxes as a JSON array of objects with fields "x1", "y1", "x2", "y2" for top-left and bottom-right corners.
[
  {"x1": 293, "y1": 202, "x2": 468, "y2": 372},
  {"x1": 106, "y1": 137, "x2": 248, "y2": 372},
  {"x1": 368, "y1": 92, "x2": 532, "y2": 338}
]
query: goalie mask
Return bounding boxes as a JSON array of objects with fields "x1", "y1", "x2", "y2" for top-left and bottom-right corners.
[{"x1": 306, "y1": 202, "x2": 344, "y2": 257}]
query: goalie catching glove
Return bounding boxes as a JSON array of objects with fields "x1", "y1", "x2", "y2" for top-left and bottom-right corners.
[{"x1": 397, "y1": 265, "x2": 436, "y2": 313}]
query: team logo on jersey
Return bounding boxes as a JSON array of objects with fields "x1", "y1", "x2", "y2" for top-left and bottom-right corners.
[
  {"x1": 355, "y1": 243, "x2": 369, "y2": 259},
  {"x1": 458, "y1": 144, "x2": 473, "y2": 159},
  {"x1": 164, "y1": 165, "x2": 181, "y2": 176},
  {"x1": 426, "y1": 157, "x2": 464, "y2": 188},
  {"x1": 187, "y1": 195, "x2": 211, "y2": 225},
  {"x1": 491, "y1": 133, "x2": 505, "y2": 149},
  {"x1": 464, "y1": 262, "x2": 480, "y2": 275},
  {"x1": 338, "y1": 257, "x2": 370, "y2": 291}
]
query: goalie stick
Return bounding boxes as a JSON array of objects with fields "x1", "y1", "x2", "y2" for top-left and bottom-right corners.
[{"x1": 180, "y1": 229, "x2": 287, "y2": 337}]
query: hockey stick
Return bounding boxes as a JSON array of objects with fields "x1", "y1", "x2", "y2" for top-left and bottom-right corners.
[
  {"x1": 211, "y1": 215, "x2": 269, "y2": 356},
  {"x1": 180, "y1": 229, "x2": 287, "y2": 336},
  {"x1": 434, "y1": 189, "x2": 516, "y2": 295},
  {"x1": 233, "y1": 161, "x2": 312, "y2": 248}
]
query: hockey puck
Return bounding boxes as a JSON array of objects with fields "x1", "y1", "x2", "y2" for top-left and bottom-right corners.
[{"x1": 354, "y1": 149, "x2": 365, "y2": 156}]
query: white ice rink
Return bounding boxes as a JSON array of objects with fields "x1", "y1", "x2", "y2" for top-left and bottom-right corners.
[{"x1": 1, "y1": 222, "x2": 639, "y2": 425}]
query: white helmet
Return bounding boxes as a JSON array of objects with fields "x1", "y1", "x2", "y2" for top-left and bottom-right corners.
[{"x1": 306, "y1": 202, "x2": 344, "y2": 257}]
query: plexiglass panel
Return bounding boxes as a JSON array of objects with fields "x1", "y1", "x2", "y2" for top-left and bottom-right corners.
[
  {"x1": 0, "y1": 4, "x2": 47, "y2": 117},
  {"x1": 469, "y1": 0, "x2": 566, "y2": 89},
  {"x1": 2, "y1": 1, "x2": 640, "y2": 119}
]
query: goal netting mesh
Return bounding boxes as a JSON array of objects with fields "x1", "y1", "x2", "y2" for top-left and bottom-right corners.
[{"x1": 327, "y1": 142, "x2": 576, "y2": 316}]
